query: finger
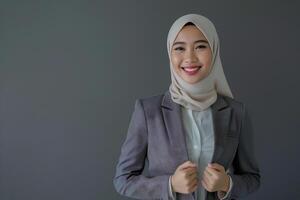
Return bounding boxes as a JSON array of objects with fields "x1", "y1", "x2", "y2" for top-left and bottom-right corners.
[
  {"x1": 202, "y1": 176, "x2": 215, "y2": 192},
  {"x1": 201, "y1": 178, "x2": 210, "y2": 192},
  {"x1": 203, "y1": 170, "x2": 211, "y2": 179},
  {"x1": 203, "y1": 171, "x2": 213, "y2": 185},
  {"x1": 189, "y1": 180, "x2": 198, "y2": 193},
  {"x1": 208, "y1": 163, "x2": 225, "y2": 172},
  {"x1": 188, "y1": 177, "x2": 199, "y2": 187},
  {"x1": 179, "y1": 161, "x2": 197, "y2": 170},
  {"x1": 184, "y1": 172, "x2": 198, "y2": 180},
  {"x1": 205, "y1": 167, "x2": 220, "y2": 178},
  {"x1": 188, "y1": 172, "x2": 198, "y2": 181},
  {"x1": 183, "y1": 166, "x2": 198, "y2": 175}
]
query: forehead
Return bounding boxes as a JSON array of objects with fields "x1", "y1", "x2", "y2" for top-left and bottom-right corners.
[{"x1": 174, "y1": 25, "x2": 207, "y2": 43}]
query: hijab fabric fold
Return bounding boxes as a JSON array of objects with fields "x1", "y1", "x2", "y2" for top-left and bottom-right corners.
[{"x1": 167, "y1": 14, "x2": 233, "y2": 111}]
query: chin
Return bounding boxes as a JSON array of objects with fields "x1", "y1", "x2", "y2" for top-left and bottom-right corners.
[{"x1": 181, "y1": 75, "x2": 203, "y2": 84}]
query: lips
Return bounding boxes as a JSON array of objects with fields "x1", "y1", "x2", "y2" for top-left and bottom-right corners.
[{"x1": 181, "y1": 66, "x2": 202, "y2": 75}]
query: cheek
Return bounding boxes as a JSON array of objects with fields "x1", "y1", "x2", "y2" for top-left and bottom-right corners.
[
  {"x1": 197, "y1": 52, "x2": 212, "y2": 75},
  {"x1": 201, "y1": 51, "x2": 212, "y2": 65},
  {"x1": 171, "y1": 55, "x2": 182, "y2": 68}
]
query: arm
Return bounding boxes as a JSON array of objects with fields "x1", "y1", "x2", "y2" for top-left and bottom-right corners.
[
  {"x1": 220, "y1": 103, "x2": 261, "y2": 199},
  {"x1": 113, "y1": 99, "x2": 171, "y2": 200}
]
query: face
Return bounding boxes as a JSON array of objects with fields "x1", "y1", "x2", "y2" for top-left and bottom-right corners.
[{"x1": 171, "y1": 25, "x2": 212, "y2": 84}]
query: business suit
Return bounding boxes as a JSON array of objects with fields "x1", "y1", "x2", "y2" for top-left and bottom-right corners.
[{"x1": 113, "y1": 90, "x2": 260, "y2": 200}]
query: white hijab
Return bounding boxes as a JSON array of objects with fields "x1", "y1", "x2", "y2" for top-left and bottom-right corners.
[{"x1": 167, "y1": 14, "x2": 233, "y2": 111}]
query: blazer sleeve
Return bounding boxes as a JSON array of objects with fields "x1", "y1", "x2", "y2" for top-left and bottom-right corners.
[
  {"x1": 223, "y1": 103, "x2": 261, "y2": 199},
  {"x1": 113, "y1": 99, "x2": 171, "y2": 200}
]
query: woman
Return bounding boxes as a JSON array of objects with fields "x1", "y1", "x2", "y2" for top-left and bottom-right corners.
[{"x1": 113, "y1": 14, "x2": 260, "y2": 200}]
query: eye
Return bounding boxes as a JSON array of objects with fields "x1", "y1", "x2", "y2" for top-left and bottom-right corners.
[
  {"x1": 196, "y1": 45, "x2": 207, "y2": 49},
  {"x1": 173, "y1": 46, "x2": 185, "y2": 51}
]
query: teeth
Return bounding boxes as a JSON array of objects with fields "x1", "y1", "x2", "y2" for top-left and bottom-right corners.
[{"x1": 183, "y1": 67, "x2": 200, "y2": 72}]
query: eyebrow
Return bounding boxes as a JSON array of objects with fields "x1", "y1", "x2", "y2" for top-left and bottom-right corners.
[{"x1": 173, "y1": 40, "x2": 209, "y2": 46}]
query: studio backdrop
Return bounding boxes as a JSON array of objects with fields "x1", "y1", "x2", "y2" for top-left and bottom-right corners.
[{"x1": 0, "y1": 0, "x2": 299, "y2": 199}]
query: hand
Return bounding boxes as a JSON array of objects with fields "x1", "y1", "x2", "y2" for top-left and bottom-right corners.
[
  {"x1": 201, "y1": 163, "x2": 230, "y2": 193},
  {"x1": 171, "y1": 161, "x2": 198, "y2": 194}
]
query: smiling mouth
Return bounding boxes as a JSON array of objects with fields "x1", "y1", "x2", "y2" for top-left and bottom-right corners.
[{"x1": 181, "y1": 66, "x2": 202, "y2": 75}]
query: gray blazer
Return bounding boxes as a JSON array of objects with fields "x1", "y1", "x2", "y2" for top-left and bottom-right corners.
[{"x1": 113, "y1": 91, "x2": 260, "y2": 200}]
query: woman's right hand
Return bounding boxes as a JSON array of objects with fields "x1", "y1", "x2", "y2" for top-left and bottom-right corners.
[{"x1": 171, "y1": 161, "x2": 198, "y2": 194}]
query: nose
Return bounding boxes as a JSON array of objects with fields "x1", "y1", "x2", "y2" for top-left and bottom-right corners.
[{"x1": 184, "y1": 49, "x2": 197, "y2": 64}]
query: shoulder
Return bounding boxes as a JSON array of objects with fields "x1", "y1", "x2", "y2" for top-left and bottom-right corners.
[
  {"x1": 220, "y1": 94, "x2": 244, "y2": 109},
  {"x1": 135, "y1": 92, "x2": 165, "y2": 111},
  {"x1": 217, "y1": 93, "x2": 248, "y2": 121}
]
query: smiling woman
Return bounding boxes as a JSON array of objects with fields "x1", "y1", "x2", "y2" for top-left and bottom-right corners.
[{"x1": 114, "y1": 14, "x2": 260, "y2": 200}]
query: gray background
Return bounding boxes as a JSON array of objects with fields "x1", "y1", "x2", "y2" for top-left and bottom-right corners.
[{"x1": 0, "y1": 0, "x2": 299, "y2": 199}]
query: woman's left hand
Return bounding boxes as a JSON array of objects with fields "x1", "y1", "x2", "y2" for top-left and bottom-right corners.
[{"x1": 201, "y1": 163, "x2": 230, "y2": 192}]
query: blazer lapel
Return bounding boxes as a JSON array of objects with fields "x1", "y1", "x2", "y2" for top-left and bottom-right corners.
[
  {"x1": 210, "y1": 94, "x2": 232, "y2": 166},
  {"x1": 161, "y1": 91, "x2": 189, "y2": 163}
]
